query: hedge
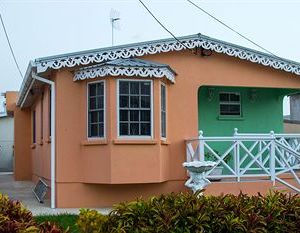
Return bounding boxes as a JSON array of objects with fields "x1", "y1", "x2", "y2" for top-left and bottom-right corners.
[{"x1": 77, "y1": 191, "x2": 300, "y2": 233}]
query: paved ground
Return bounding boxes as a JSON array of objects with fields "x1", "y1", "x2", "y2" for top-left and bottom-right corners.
[{"x1": 0, "y1": 173, "x2": 111, "y2": 216}]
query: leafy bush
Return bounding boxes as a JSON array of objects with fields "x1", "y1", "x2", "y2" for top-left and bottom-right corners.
[
  {"x1": 0, "y1": 193, "x2": 38, "y2": 232},
  {"x1": 0, "y1": 193, "x2": 67, "y2": 233},
  {"x1": 35, "y1": 214, "x2": 77, "y2": 232},
  {"x1": 77, "y1": 191, "x2": 300, "y2": 233},
  {"x1": 77, "y1": 209, "x2": 107, "y2": 233}
]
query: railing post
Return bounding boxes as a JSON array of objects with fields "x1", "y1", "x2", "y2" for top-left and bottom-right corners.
[
  {"x1": 233, "y1": 128, "x2": 240, "y2": 182},
  {"x1": 270, "y1": 131, "x2": 276, "y2": 186},
  {"x1": 199, "y1": 130, "x2": 204, "y2": 162}
]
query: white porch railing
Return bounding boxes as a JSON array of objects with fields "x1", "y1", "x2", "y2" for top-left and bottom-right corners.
[{"x1": 186, "y1": 129, "x2": 300, "y2": 193}]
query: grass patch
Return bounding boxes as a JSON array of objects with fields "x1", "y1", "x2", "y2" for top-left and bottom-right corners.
[{"x1": 35, "y1": 214, "x2": 79, "y2": 232}]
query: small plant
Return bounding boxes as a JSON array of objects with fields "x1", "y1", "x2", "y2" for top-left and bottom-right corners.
[
  {"x1": 0, "y1": 193, "x2": 38, "y2": 233},
  {"x1": 76, "y1": 209, "x2": 107, "y2": 233},
  {"x1": 0, "y1": 193, "x2": 67, "y2": 233},
  {"x1": 205, "y1": 151, "x2": 231, "y2": 165}
]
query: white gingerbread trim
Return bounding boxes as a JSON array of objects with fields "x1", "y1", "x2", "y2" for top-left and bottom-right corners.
[
  {"x1": 17, "y1": 33, "x2": 300, "y2": 106},
  {"x1": 74, "y1": 65, "x2": 176, "y2": 83},
  {"x1": 35, "y1": 34, "x2": 300, "y2": 76}
]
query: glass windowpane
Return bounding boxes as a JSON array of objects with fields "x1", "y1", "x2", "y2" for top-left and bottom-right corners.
[
  {"x1": 130, "y1": 110, "x2": 139, "y2": 121},
  {"x1": 120, "y1": 82, "x2": 129, "y2": 94},
  {"x1": 130, "y1": 96, "x2": 139, "y2": 108},
  {"x1": 120, "y1": 110, "x2": 128, "y2": 121},
  {"x1": 141, "y1": 96, "x2": 150, "y2": 108},
  {"x1": 141, "y1": 123, "x2": 151, "y2": 135},
  {"x1": 130, "y1": 82, "x2": 140, "y2": 94},
  {"x1": 141, "y1": 82, "x2": 150, "y2": 95},
  {"x1": 120, "y1": 123, "x2": 128, "y2": 135},
  {"x1": 130, "y1": 123, "x2": 139, "y2": 135},
  {"x1": 120, "y1": 96, "x2": 129, "y2": 108}
]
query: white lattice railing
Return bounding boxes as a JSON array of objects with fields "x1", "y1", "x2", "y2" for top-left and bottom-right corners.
[{"x1": 186, "y1": 129, "x2": 300, "y2": 193}]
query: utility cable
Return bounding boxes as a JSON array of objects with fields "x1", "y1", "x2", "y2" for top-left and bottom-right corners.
[
  {"x1": 0, "y1": 12, "x2": 23, "y2": 78},
  {"x1": 187, "y1": 0, "x2": 279, "y2": 58}
]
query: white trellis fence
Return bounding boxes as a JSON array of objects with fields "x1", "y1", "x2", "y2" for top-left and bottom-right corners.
[{"x1": 186, "y1": 129, "x2": 300, "y2": 193}]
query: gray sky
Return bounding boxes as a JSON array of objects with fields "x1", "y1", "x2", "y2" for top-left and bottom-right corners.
[{"x1": 1, "y1": 0, "x2": 299, "y2": 114}]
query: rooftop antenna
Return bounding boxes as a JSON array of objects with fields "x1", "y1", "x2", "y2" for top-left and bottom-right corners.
[{"x1": 110, "y1": 9, "x2": 121, "y2": 46}]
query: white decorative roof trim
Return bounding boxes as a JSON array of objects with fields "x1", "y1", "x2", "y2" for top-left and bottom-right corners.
[
  {"x1": 35, "y1": 34, "x2": 300, "y2": 76},
  {"x1": 74, "y1": 65, "x2": 176, "y2": 83}
]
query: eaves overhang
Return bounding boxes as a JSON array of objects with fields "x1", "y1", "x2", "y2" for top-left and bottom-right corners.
[{"x1": 17, "y1": 33, "x2": 300, "y2": 107}]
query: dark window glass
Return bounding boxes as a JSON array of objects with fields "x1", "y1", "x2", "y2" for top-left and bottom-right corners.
[
  {"x1": 88, "y1": 82, "x2": 105, "y2": 137},
  {"x1": 119, "y1": 80, "x2": 151, "y2": 136},
  {"x1": 219, "y1": 92, "x2": 241, "y2": 116},
  {"x1": 161, "y1": 84, "x2": 166, "y2": 138},
  {"x1": 32, "y1": 110, "x2": 36, "y2": 143}
]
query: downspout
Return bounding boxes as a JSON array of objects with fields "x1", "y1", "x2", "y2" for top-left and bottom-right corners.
[{"x1": 32, "y1": 73, "x2": 56, "y2": 209}]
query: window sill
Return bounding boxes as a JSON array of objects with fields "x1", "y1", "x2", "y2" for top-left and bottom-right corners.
[
  {"x1": 30, "y1": 143, "x2": 36, "y2": 149},
  {"x1": 45, "y1": 137, "x2": 51, "y2": 144},
  {"x1": 113, "y1": 139, "x2": 158, "y2": 145},
  {"x1": 81, "y1": 139, "x2": 108, "y2": 146},
  {"x1": 161, "y1": 140, "x2": 170, "y2": 145},
  {"x1": 217, "y1": 116, "x2": 244, "y2": 121}
]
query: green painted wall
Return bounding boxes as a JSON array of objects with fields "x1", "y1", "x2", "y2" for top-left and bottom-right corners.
[{"x1": 198, "y1": 86, "x2": 293, "y2": 136}]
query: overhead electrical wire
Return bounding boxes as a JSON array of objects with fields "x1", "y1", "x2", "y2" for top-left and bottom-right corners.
[
  {"x1": 186, "y1": 0, "x2": 279, "y2": 57},
  {"x1": 0, "y1": 12, "x2": 23, "y2": 78},
  {"x1": 138, "y1": 0, "x2": 190, "y2": 50}
]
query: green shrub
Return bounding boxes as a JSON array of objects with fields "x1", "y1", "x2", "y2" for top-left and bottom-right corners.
[
  {"x1": 77, "y1": 191, "x2": 300, "y2": 233},
  {"x1": 0, "y1": 193, "x2": 38, "y2": 232},
  {"x1": 76, "y1": 209, "x2": 107, "y2": 233},
  {"x1": 0, "y1": 193, "x2": 68, "y2": 233}
]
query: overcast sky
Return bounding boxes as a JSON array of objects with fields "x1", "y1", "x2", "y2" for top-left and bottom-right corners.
[{"x1": 1, "y1": 0, "x2": 299, "y2": 114}]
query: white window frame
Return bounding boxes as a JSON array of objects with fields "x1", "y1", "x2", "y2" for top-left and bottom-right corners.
[
  {"x1": 117, "y1": 79, "x2": 153, "y2": 139},
  {"x1": 87, "y1": 80, "x2": 106, "y2": 140},
  {"x1": 160, "y1": 82, "x2": 167, "y2": 140},
  {"x1": 219, "y1": 92, "x2": 241, "y2": 117}
]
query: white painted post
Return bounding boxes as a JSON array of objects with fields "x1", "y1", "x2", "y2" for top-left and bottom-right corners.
[
  {"x1": 233, "y1": 128, "x2": 240, "y2": 182},
  {"x1": 199, "y1": 130, "x2": 204, "y2": 162},
  {"x1": 270, "y1": 131, "x2": 276, "y2": 186}
]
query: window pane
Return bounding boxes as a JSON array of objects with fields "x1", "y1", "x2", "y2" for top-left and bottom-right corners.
[
  {"x1": 130, "y1": 82, "x2": 139, "y2": 94},
  {"x1": 98, "y1": 110, "x2": 104, "y2": 122},
  {"x1": 130, "y1": 123, "x2": 139, "y2": 135},
  {"x1": 141, "y1": 82, "x2": 150, "y2": 95},
  {"x1": 99, "y1": 123, "x2": 104, "y2": 137},
  {"x1": 220, "y1": 104, "x2": 230, "y2": 113},
  {"x1": 120, "y1": 96, "x2": 129, "y2": 108},
  {"x1": 130, "y1": 96, "x2": 139, "y2": 108},
  {"x1": 89, "y1": 84, "x2": 96, "y2": 96},
  {"x1": 120, "y1": 110, "x2": 128, "y2": 121},
  {"x1": 96, "y1": 83, "x2": 104, "y2": 95},
  {"x1": 90, "y1": 112, "x2": 98, "y2": 123},
  {"x1": 130, "y1": 110, "x2": 139, "y2": 121},
  {"x1": 141, "y1": 110, "x2": 150, "y2": 121},
  {"x1": 230, "y1": 93, "x2": 240, "y2": 102},
  {"x1": 141, "y1": 96, "x2": 150, "y2": 108},
  {"x1": 120, "y1": 123, "x2": 128, "y2": 135},
  {"x1": 220, "y1": 93, "x2": 229, "y2": 102},
  {"x1": 119, "y1": 82, "x2": 129, "y2": 94},
  {"x1": 229, "y1": 105, "x2": 240, "y2": 114},
  {"x1": 141, "y1": 123, "x2": 151, "y2": 135},
  {"x1": 89, "y1": 97, "x2": 96, "y2": 110},
  {"x1": 90, "y1": 124, "x2": 98, "y2": 137},
  {"x1": 97, "y1": 96, "x2": 104, "y2": 109}
]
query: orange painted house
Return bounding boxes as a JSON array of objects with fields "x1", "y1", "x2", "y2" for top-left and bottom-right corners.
[{"x1": 14, "y1": 34, "x2": 300, "y2": 208}]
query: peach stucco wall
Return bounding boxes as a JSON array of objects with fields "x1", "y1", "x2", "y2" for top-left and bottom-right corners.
[
  {"x1": 27, "y1": 50, "x2": 300, "y2": 207},
  {"x1": 14, "y1": 107, "x2": 32, "y2": 180}
]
